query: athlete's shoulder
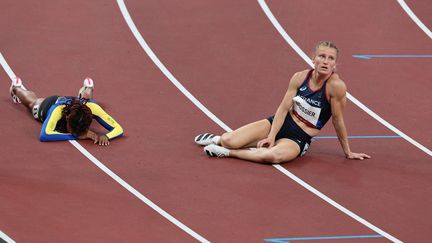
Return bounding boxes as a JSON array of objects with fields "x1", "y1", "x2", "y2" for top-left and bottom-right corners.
[
  {"x1": 290, "y1": 69, "x2": 310, "y2": 85},
  {"x1": 327, "y1": 73, "x2": 346, "y2": 97},
  {"x1": 328, "y1": 73, "x2": 345, "y2": 87},
  {"x1": 85, "y1": 100, "x2": 103, "y2": 111},
  {"x1": 293, "y1": 69, "x2": 310, "y2": 79}
]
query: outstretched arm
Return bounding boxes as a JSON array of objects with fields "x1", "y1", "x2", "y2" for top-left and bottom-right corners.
[
  {"x1": 86, "y1": 102, "x2": 123, "y2": 142},
  {"x1": 329, "y1": 80, "x2": 371, "y2": 160}
]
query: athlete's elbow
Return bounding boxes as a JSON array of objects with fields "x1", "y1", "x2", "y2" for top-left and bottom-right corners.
[{"x1": 39, "y1": 134, "x2": 48, "y2": 142}]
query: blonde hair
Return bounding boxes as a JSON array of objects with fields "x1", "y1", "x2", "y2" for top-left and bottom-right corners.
[{"x1": 315, "y1": 40, "x2": 339, "y2": 58}]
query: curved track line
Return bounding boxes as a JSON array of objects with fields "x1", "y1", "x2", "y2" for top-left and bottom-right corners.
[
  {"x1": 258, "y1": 0, "x2": 431, "y2": 157},
  {"x1": 69, "y1": 141, "x2": 210, "y2": 243},
  {"x1": 273, "y1": 165, "x2": 401, "y2": 243},
  {"x1": 116, "y1": 1, "x2": 404, "y2": 243},
  {"x1": 397, "y1": 0, "x2": 432, "y2": 39},
  {"x1": 0, "y1": 230, "x2": 15, "y2": 243},
  {"x1": 0, "y1": 53, "x2": 209, "y2": 243},
  {"x1": 116, "y1": 0, "x2": 231, "y2": 133}
]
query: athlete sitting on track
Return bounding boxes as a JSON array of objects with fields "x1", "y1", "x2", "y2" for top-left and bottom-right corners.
[
  {"x1": 9, "y1": 77, "x2": 123, "y2": 145},
  {"x1": 195, "y1": 41, "x2": 370, "y2": 163}
]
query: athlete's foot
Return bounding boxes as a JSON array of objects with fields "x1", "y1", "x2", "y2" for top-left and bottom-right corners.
[
  {"x1": 204, "y1": 144, "x2": 230, "y2": 158},
  {"x1": 194, "y1": 133, "x2": 221, "y2": 146},
  {"x1": 9, "y1": 77, "x2": 27, "y2": 103},
  {"x1": 78, "y1": 77, "x2": 94, "y2": 99}
]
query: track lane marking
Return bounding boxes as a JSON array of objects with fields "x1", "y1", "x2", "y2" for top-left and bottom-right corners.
[
  {"x1": 116, "y1": 1, "x2": 404, "y2": 243},
  {"x1": 272, "y1": 164, "x2": 401, "y2": 243},
  {"x1": 353, "y1": 54, "x2": 432, "y2": 59},
  {"x1": 0, "y1": 230, "x2": 15, "y2": 243},
  {"x1": 116, "y1": 0, "x2": 231, "y2": 133},
  {"x1": 0, "y1": 52, "x2": 209, "y2": 243},
  {"x1": 257, "y1": 0, "x2": 431, "y2": 158},
  {"x1": 265, "y1": 234, "x2": 384, "y2": 242},
  {"x1": 315, "y1": 135, "x2": 401, "y2": 139},
  {"x1": 397, "y1": 0, "x2": 432, "y2": 39}
]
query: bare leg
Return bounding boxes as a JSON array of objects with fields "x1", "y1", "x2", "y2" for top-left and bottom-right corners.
[
  {"x1": 211, "y1": 119, "x2": 301, "y2": 163},
  {"x1": 229, "y1": 139, "x2": 300, "y2": 164},
  {"x1": 12, "y1": 87, "x2": 44, "y2": 111},
  {"x1": 220, "y1": 119, "x2": 271, "y2": 149}
]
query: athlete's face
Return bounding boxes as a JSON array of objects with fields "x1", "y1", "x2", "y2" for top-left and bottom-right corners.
[{"x1": 312, "y1": 46, "x2": 338, "y2": 75}]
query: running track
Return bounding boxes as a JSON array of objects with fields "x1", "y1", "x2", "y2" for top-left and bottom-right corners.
[{"x1": 0, "y1": 0, "x2": 431, "y2": 242}]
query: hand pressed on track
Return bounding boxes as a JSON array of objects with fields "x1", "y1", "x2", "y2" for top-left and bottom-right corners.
[
  {"x1": 346, "y1": 152, "x2": 371, "y2": 160},
  {"x1": 97, "y1": 135, "x2": 110, "y2": 146}
]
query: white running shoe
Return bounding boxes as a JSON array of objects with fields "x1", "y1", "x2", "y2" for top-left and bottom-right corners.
[
  {"x1": 9, "y1": 77, "x2": 27, "y2": 103},
  {"x1": 194, "y1": 133, "x2": 221, "y2": 146},
  {"x1": 204, "y1": 144, "x2": 230, "y2": 158},
  {"x1": 78, "y1": 77, "x2": 94, "y2": 99}
]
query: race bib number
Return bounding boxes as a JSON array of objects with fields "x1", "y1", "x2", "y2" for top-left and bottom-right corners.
[{"x1": 293, "y1": 96, "x2": 322, "y2": 127}]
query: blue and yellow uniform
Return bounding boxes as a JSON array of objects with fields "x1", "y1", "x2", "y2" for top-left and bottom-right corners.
[{"x1": 37, "y1": 96, "x2": 123, "y2": 141}]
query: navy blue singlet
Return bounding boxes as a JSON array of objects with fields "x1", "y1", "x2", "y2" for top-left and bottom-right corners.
[{"x1": 292, "y1": 70, "x2": 332, "y2": 129}]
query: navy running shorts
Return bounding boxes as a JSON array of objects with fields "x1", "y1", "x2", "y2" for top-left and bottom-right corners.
[{"x1": 267, "y1": 113, "x2": 312, "y2": 157}]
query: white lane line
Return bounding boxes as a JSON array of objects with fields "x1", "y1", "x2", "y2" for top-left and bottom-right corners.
[
  {"x1": 0, "y1": 230, "x2": 16, "y2": 243},
  {"x1": 397, "y1": 0, "x2": 432, "y2": 39},
  {"x1": 0, "y1": 52, "x2": 209, "y2": 243},
  {"x1": 116, "y1": 0, "x2": 231, "y2": 133},
  {"x1": 116, "y1": 1, "x2": 403, "y2": 243},
  {"x1": 273, "y1": 165, "x2": 402, "y2": 243},
  {"x1": 257, "y1": 0, "x2": 431, "y2": 157},
  {"x1": 69, "y1": 141, "x2": 210, "y2": 243}
]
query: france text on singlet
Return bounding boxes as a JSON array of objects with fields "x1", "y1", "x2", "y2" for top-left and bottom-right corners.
[{"x1": 292, "y1": 70, "x2": 332, "y2": 130}]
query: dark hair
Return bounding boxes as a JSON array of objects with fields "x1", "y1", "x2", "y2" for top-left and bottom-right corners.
[{"x1": 56, "y1": 99, "x2": 93, "y2": 136}]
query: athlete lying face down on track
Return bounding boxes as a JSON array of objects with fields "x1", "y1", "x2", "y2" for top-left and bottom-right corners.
[
  {"x1": 195, "y1": 40, "x2": 371, "y2": 163},
  {"x1": 9, "y1": 77, "x2": 123, "y2": 145}
]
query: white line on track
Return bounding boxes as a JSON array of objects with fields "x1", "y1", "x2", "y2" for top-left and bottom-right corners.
[
  {"x1": 273, "y1": 165, "x2": 402, "y2": 243},
  {"x1": 116, "y1": 0, "x2": 231, "y2": 133},
  {"x1": 0, "y1": 230, "x2": 16, "y2": 243},
  {"x1": 0, "y1": 52, "x2": 210, "y2": 243},
  {"x1": 257, "y1": 0, "x2": 431, "y2": 157},
  {"x1": 397, "y1": 0, "x2": 432, "y2": 39},
  {"x1": 116, "y1": 1, "x2": 404, "y2": 243}
]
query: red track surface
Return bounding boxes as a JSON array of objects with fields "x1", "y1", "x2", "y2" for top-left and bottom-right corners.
[{"x1": 0, "y1": 0, "x2": 431, "y2": 242}]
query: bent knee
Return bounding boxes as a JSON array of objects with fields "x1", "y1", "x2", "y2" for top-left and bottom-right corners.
[
  {"x1": 262, "y1": 153, "x2": 285, "y2": 164},
  {"x1": 263, "y1": 150, "x2": 297, "y2": 164},
  {"x1": 220, "y1": 133, "x2": 242, "y2": 149}
]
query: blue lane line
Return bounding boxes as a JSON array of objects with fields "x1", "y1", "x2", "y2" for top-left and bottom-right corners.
[
  {"x1": 265, "y1": 234, "x2": 384, "y2": 243},
  {"x1": 353, "y1": 54, "x2": 432, "y2": 59},
  {"x1": 314, "y1": 135, "x2": 401, "y2": 139}
]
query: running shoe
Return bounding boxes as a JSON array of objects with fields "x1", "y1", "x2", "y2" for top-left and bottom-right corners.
[
  {"x1": 194, "y1": 133, "x2": 221, "y2": 146},
  {"x1": 9, "y1": 77, "x2": 27, "y2": 103},
  {"x1": 203, "y1": 144, "x2": 230, "y2": 157},
  {"x1": 78, "y1": 77, "x2": 94, "y2": 99}
]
